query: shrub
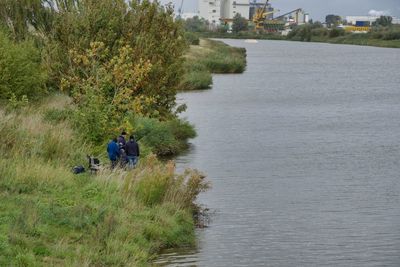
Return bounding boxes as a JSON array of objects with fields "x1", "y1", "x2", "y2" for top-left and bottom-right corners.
[
  {"x1": 311, "y1": 27, "x2": 329, "y2": 37},
  {"x1": 184, "y1": 32, "x2": 200, "y2": 45},
  {"x1": 180, "y1": 70, "x2": 212, "y2": 90},
  {"x1": 371, "y1": 31, "x2": 384, "y2": 39},
  {"x1": 166, "y1": 119, "x2": 197, "y2": 141},
  {"x1": 43, "y1": 108, "x2": 72, "y2": 124},
  {"x1": 217, "y1": 24, "x2": 229, "y2": 33},
  {"x1": 134, "y1": 117, "x2": 196, "y2": 156},
  {"x1": 329, "y1": 28, "x2": 345, "y2": 38},
  {"x1": 287, "y1": 25, "x2": 312, "y2": 41},
  {"x1": 382, "y1": 30, "x2": 400, "y2": 40},
  {"x1": 232, "y1": 13, "x2": 248, "y2": 33},
  {"x1": 182, "y1": 16, "x2": 209, "y2": 32},
  {"x1": 0, "y1": 30, "x2": 46, "y2": 100}
]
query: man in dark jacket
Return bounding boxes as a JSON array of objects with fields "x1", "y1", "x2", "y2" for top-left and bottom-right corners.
[
  {"x1": 107, "y1": 138, "x2": 120, "y2": 169},
  {"x1": 125, "y1": 135, "x2": 140, "y2": 169},
  {"x1": 117, "y1": 131, "x2": 127, "y2": 149}
]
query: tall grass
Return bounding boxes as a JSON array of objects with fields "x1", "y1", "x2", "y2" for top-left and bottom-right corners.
[
  {"x1": 200, "y1": 42, "x2": 246, "y2": 73},
  {"x1": 0, "y1": 95, "x2": 209, "y2": 266},
  {"x1": 179, "y1": 61, "x2": 212, "y2": 90},
  {"x1": 181, "y1": 38, "x2": 246, "y2": 90},
  {"x1": 134, "y1": 117, "x2": 196, "y2": 156}
]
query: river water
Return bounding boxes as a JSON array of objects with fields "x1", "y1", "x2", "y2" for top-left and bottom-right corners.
[{"x1": 155, "y1": 40, "x2": 400, "y2": 266}]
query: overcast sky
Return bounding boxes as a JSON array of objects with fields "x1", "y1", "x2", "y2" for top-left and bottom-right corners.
[{"x1": 160, "y1": 0, "x2": 400, "y2": 21}]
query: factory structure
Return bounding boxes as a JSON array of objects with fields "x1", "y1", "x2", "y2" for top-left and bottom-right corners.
[
  {"x1": 338, "y1": 15, "x2": 400, "y2": 33},
  {"x1": 198, "y1": 0, "x2": 309, "y2": 28},
  {"x1": 345, "y1": 16, "x2": 400, "y2": 25}
]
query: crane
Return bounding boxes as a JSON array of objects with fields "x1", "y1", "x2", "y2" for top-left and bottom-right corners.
[
  {"x1": 252, "y1": 0, "x2": 279, "y2": 30},
  {"x1": 177, "y1": 0, "x2": 184, "y2": 19},
  {"x1": 274, "y1": 8, "x2": 303, "y2": 21}
]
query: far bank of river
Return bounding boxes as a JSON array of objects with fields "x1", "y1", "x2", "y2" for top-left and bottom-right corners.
[
  {"x1": 200, "y1": 31, "x2": 400, "y2": 49},
  {"x1": 156, "y1": 39, "x2": 400, "y2": 266}
]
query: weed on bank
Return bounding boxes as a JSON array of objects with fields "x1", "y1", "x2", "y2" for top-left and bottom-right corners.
[{"x1": 0, "y1": 97, "x2": 208, "y2": 266}]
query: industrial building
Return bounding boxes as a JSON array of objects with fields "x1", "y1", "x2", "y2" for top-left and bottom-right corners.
[
  {"x1": 345, "y1": 16, "x2": 400, "y2": 25},
  {"x1": 198, "y1": 0, "x2": 308, "y2": 26},
  {"x1": 198, "y1": 0, "x2": 253, "y2": 24}
]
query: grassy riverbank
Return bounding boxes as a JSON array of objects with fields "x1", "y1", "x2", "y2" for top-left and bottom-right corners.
[
  {"x1": 196, "y1": 26, "x2": 400, "y2": 49},
  {"x1": 180, "y1": 39, "x2": 247, "y2": 91},
  {"x1": 0, "y1": 3, "x2": 251, "y2": 264},
  {"x1": 286, "y1": 25, "x2": 400, "y2": 48},
  {"x1": 321, "y1": 35, "x2": 400, "y2": 48},
  {"x1": 0, "y1": 95, "x2": 208, "y2": 266}
]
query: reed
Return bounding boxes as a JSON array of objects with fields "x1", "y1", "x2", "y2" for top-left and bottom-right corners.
[
  {"x1": 181, "y1": 38, "x2": 247, "y2": 90},
  {"x1": 0, "y1": 95, "x2": 208, "y2": 266}
]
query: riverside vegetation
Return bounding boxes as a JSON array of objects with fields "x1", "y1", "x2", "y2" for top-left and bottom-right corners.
[
  {"x1": 181, "y1": 27, "x2": 247, "y2": 90},
  {"x1": 183, "y1": 15, "x2": 400, "y2": 49},
  {"x1": 0, "y1": 0, "x2": 242, "y2": 265},
  {"x1": 0, "y1": 95, "x2": 209, "y2": 266},
  {"x1": 285, "y1": 23, "x2": 400, "y2": 48},
  {"x1": 180, "y1": 38, "x2": 247, "y2": 91}
]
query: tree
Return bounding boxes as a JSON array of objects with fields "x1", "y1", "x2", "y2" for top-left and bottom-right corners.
[
  {"x1": 0, "y1": 30, "x2": 46, "y2": 100},
  {"x1": 232, "y1": 13, "x2": 248, "y2": 33},
  {"x1": 310, "y1": 21, "x2": 324, "y2": 29},
  {"x1": 0, "y1": 0, "x2": 54, "y2": 41},
  {"x1": 374, "y1": 16, "x2": 393, "y2": 27},
  {"x1": 217, "y1": 24, "x2": 229, "y2": 33},
  {"x1": 183, "y1": 16, "x2": 209, "y2": 32},
  {"x1": 325, "y1": 14, "x2": 341, "y2": 27},
  {"x1": 0, "y1": 0, "x2": 189, "y2": 142}
]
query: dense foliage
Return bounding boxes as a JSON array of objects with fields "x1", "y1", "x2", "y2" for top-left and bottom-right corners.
[
  {"x1": 0, "y1": 30, "x2": 46, "y2": 101},
  {"x1": 182, "y1": 16, "x2": 209, "y2": 32},
  {"x1": 184, "y1": 31, "x2": 200, "y2": 45},
  {"x1": 374, "y1": 16, "x2": 393, "y2": 27},
  {"x1": 232, "y1": 13, "x2": 248, "y2": 33},
  {"x1": 325, "y1": 14, "x2": 342, "y2": 27},
  {"x1": 286, "y1": 23, "x2": 400, "y2": 44},
  {"x1": 0, "y1": 0, "x2": 191, "y2": 145}
]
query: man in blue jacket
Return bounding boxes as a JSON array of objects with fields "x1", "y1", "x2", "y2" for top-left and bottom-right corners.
[{"x1": 107, "y1": 138, "x2": 120, "y2": 169}]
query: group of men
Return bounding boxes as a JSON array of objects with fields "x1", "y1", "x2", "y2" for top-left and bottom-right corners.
[{"x1": 107, "y1": 131, "x2": 140, "y2": 169}]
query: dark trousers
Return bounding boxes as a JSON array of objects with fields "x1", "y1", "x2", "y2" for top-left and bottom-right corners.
[{"x1": 110, "y1": 159, "x2": 118, "y2": 169}]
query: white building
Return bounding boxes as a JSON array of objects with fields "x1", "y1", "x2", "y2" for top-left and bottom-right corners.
[
  {"x1": 345, "y1": 16, "x2": 400, "y2": 25},
  {"x1": 198, "y1": 0, "x2": 252, "y2": 24},
  {"x1": 198, "y1": 0, "x2": 222, "y2": 24},
  {"x1": 223, "y1": 0, "x2": 251, "y2": 20}
]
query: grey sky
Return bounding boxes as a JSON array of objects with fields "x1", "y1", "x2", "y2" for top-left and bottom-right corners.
[{"x1": 160, "y1": 0, "x2": 400, "y2": 21}]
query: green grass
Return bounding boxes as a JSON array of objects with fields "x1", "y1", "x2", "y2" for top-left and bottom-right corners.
[
  {"x1": 180, "y1": 70, "x2": 213, "y2": 90},
  {"x1": 0, "y1": 95, "x2": 208, "y2": 266},
  {"x1": 200, "y1": 42, "x2": 246, "y2": 73},
  {"x1": 327, "y1": 34, "x2": 400, "y2": 48},
  {"x1": 134, "y1": 117, "x2": 197, "y2": 157},
  {"x1": 180, "y1": 38, "x2": 247, "y2": 91}
]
